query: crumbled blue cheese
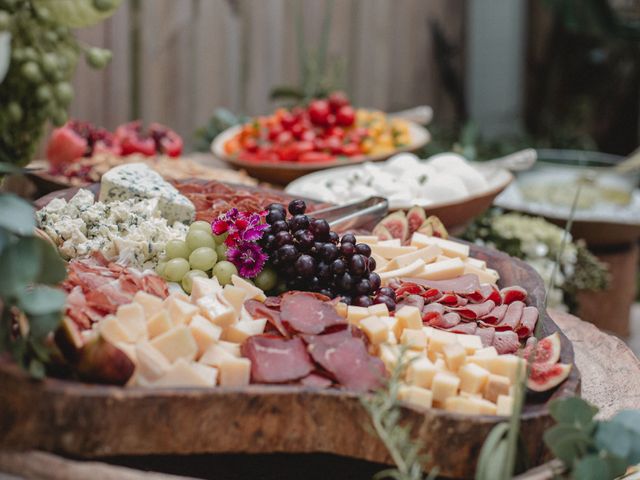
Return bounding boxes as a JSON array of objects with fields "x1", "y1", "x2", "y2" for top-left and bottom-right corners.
[
  {"x1": 36, "y1": 189, "x2": 187, "y2": 269},
  {"x1": 99, "y1": 163, "x2": 195, "y2": 224}
]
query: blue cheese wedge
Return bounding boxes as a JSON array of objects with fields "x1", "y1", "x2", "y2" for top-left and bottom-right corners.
[{"x1": 99, "y1": 163, "x2": 195, "y2": 224}]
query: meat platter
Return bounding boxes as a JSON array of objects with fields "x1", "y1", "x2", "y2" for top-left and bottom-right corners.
[{"x1": 0, "y1": 163, "x2": 579, "y2": 478}]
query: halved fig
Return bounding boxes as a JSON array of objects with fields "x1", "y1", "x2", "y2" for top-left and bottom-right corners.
[
  {"x1": 54, "y1": 316, "x2": 85, "y2": 364},
  {"x1": 372, "y1": 223, "x2": 393, "y2": 241},
  {"x1": 377, "y1": 211, "x2": 409, "y2": 241},
  {"x1": 522, "y1": 332, "x2": 561, "y2": 365},
  {"x1": 406, "y1": 206, "x2": 426, "y2": 234},
  {"x1": 418, "y1": 215, "x2": 448, "y2": 239},
  {"x1": 76, "y1": 335, "x2": 135, "y2": 385},
  {"x1": 527, "y1": 362, "x2": 571, "y2": 392}
]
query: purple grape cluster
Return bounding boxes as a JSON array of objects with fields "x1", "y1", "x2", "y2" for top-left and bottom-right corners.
[{"x1": 261, "y1": 199, "x2": 391, "y2": 307}]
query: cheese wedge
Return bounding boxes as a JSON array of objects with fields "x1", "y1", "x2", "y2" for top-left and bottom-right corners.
[
  {"x1": 474, "y1": 346, "x2": 499, "y2": 357},
  {"x1": 224, "y1": 319, "x2": 267, "y2": 343},
  {"x1": 486, "y1": 354, "x2": 526, "y2": 383},
  {"x1": 371, "y1": 253, "x2": 389, "y2": 271},
  {"x1": 200, "y1": 344, "x2": 236, "y2": 367},
  {"x1": 150, "y1": 326, "x2": 198, "y2": 363},
  {"x1": 192, "y1": 363, "x2": 218, "y2": 386},
  {"x1": 406, "y1": 357, "x2": 438, "y2": 388},
  {"x1": 496, "y1": 395, "x2": 514, "y2": 416},
  {"x1": 231, "y1": 275, "x2": 266, "y2": 301},
  {"x1": 147, "y1": 310, "x2": 173, "y2": 339},
  {"x1": 377, "y1": 238, "x2": 402, "y2": 247},
  {"x1": 355, "y1": 235, "x2": 379, "y2": 244},
  {"x1": 464, "y1": 264, "x2": 499, "y2": 284},
  {"x1": 415, "y1": 257, "x2": 465, "y2": 281},
  {"x1": 218, "y1": 340, "x2": 242, "y2": 357},
  {"x1": 458, "y1": 363, "x2": 490, "y2": 394},
  {"x1": 379, "y1": 259, "x2": 425, "y2": 282},
  {"x1": 360, "y1": 316, "x2": 389, "y2": 345},
  {"x1": 218, "y1": 357, "x2": 251, "y2": 387},
  {"x1": 398, "y1": 385, "x2": 433, "y2": 409},
  {"x1": 465, "y1": 257, "x2": 487, "y2": 270},
  {"x1": 379, "y1": 316, "x2": 400, "y2": 340},
  {"x1": 346, "y1": 306, "x2": 370, "y2": 326},
  {"x1": 133, "y1": 291, "x2": 163, "y2": 319},
  {"x1": 426, "y1": 329, "x2": 459, "y2": 354},
  {"x1": 379, "y1": 344, "x2": 400, "y2": 372},
  {"x1": 135, "y1": 341, "x2": 171, "y2": 382},
  {"x1": 386, "y1": 244, "x2": 442, "y2": 270},
  {"x1": 116, "y1": 303, "x2": 148, "y2": 342},
  {"x1": 153, "y1": 358, "x2": 211, "y2": 387},
  {"x1": 190, "y1": 276, "x2": 222, "y2": 302},
  {"x1": 189, "y1": 314, "x2": 223, "y2": 357},
  {"x1": 370, "y1": 244, "x2": 417, "y2": 259},
  {"x1": 431, "y1": 372, "x2": 460, "y2": 402},
  {"x1": 410, "y1": 233, "x2": 469, "y2": 259},
  {"x1": 335, "y1": 302, "x2": 348, "y2": 318}
]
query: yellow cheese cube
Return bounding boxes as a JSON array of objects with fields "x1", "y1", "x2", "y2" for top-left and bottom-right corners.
[
  {"x1": 379, "y1": 344, "x2": 400, "y2": 372},
  {"x1": 192, "y1": 363, "x2": 218, "y2": 386},
  {"x1": 360, "y1": 316, "x2": 389, "y2": 345},
  {"x1": 406, "y1": 357, "x2": 438, "y2": 388},
  {"x1": 133, "y1": 291, "x2": 163, "y2": 319},
  {"x1": 443, "y1": 342, "x2": 467, "y2": 371},
  {"x1": 189, "y1": 314, "x2": 223, "y2": 357},
  {"x1": 466, "y1": 355, "x2": 493, "y2": 370},
  {"x1": 164, "y1": 291, "x2": 190, "y2": 304},
  {"x1": 431, "y1": 372, "x2": 461, "y2": 403},
  {"x1": 459, "y1": 391, "x2": 482, "y2": 399},
  {"x1": 116, "y1": 303, "x2": 147, "y2": 342},
  {"x1": 190, "y1": 276, "x2": 222, "y2": 302},
  {"x1": 231, "y1": 275, "x2": 266, "y2": 302},
  {"x1": 196, "y1": 295, "x2": 236, "y2": 327},
  {"x1": 164, "y1": 297, "x2": 199, "y2": 325},
  {"x1": 221, "y1": 285, "x2": 247, "y2": 314},
  {"x1": 371, "y1": 244, "x2": 417, "y2": 259},
  {"x1": 147, "y1": 310, "x2": 173, "y2": 339},
  {"x1": 135, "y1": 341, "x2": 171, "y2": 382},
  {"x1": 427, "y1": 329, "x2": 459, "y2": 354},
  {"x1": 368, "y1": 303, "x2": 389, "y2": 317},
  {"x1": 150, "y1": 326, "x2": 198, "y2": 363},
  {"x1": 387, "y1": 244, "x2": 442, "y2": 270},
  {"x1": 474, "y1": 346, "x2": 498, "y2": 357},
  {"x1": 496, "y1": 395, "x2": 514, "y2": 416},
  {"x1": 434, "y1": 357, "x2": 447, "y2": 371},
  {"x1": 456, "y1": 334, "x2": 483, "y2": 354},
  {"x1": 415, "y1": 257, "x2": 465, "y2": 281},
  {"x1": 153, "y1": 358, "x2": 212, "y2": 387},
  {"x1": 484, "y1": 374, "x2": 511, "y2": 403},
  {"x1": 410, "y1": 233, "x2": 469, "y2": 259},
  {"x1": 99, "y1": 314, "x2": 130, "y2": 344},
  {"x1": 346, "y1": 306, "x2": 370, "y2": 326},
  {"x1": 200, "y1": 343, "x2": 236, "y2": 367},
  {"x1": 398, "y1": 385, "x2": 433, "y2": 409},
  {"x1": 444, "y1": 396, "x2": 497, "y2": 415},
  {"x1": 218, "y1": 340, "x2": 241, "y2": 357},
  {"x1": 395, "y1": 305, "x2": 423, "y2": 331},
  {"x1": 458, "y1": 363, "x2": 490, "y2": 394},
  {"x1": 335, "y1": 302, "x2": 348, "y2": 318},
  {"x1": 218, "y1": 357, "x2": 251, "y2": 387},
  {"x1": 224, "y1": 319, "x2": 267, "y2": 343},
  {"x1": 486, "y1": 354, "x2": 526, "y2": 383},
  {"x1": 386, "y1": 331, "x2": 398, "y2": 345},
  {"x1": 379, "y1": 316, "x2": 400, "y2": 340},
  {"x1": 401, "y1": 328, "x2": 427, "y2": 350}
]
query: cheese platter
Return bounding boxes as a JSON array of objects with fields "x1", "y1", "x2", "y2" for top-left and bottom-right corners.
[{"x1": 0, "y1": 163, "x2": 579, "y2": 478}]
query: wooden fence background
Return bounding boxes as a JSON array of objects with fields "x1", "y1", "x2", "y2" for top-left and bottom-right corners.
[{"x1": 67, "y1": 0, "x2": 465, "y2": 150}]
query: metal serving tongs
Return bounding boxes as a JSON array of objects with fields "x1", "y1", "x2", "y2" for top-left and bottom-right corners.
[{"x1": 311, "y1": 196, "x2": 389, "y2": 232}]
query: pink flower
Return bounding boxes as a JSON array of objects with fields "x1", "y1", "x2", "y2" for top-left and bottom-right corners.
[
  {"x1": 227, "y1": 241, "x2": 268, "y2": 278},
  {"x1": 212, "y1": 209, "x2": 268, "y2": 246}
]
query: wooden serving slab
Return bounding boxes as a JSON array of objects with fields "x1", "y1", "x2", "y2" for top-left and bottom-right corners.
[{"x1": 0, "y1": 244, "x2": 578, "y2": 479}]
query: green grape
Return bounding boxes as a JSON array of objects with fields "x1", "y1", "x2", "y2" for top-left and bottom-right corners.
[
  {"x1": 54, "y1": 82, "x2": 73, "y2": 105},
  {"x1": 212, "y1": 261, "x2": 238, "y2": 286},
  {"x1": 215, "y1": 243, "x2": 227, "y2": 261},
  {"x1": 213, "y1": 231, "x2": 228, "y2": 244},
  {"x1": 21, "y1": 61, "x2": 42, "y2": 82},
  {"x1": 85, "y1": 47, "x2": 112, "y2": 68},
  {"x1": 155, "y1": 261, "x2": 167, "y2": 277},
  {"x1": 22, "y1": 47, "x2": 37, "y2": 61},
  {"x1": 164, "y1": 258, "x2": 190, "y2": 283},
  {"x1": 186, "y1": 229, "x2": 216, "y2": 251},
  {"x1": 51, "y1": 108, "x2": 67, "y2": 126},
  {"x1": 165, "y1": 239, "x2": 190, "y2": 259},
  {"x1": 7, "y1": 102, "x2": 22, "y2": 122},
  {"x1": 188, "y1": 220, "x2": 212, "y2": 234},
  {"x1": 188, "y1": 247, "x2": 217, "y2": 271},
  {"x1": 254, "y1": 267, "x2": 278, "y2": 292},
  {"x1": 36, "y1": 84, "x2": 53, "y2": 104},
  {"x1": 40, "y1": 53, "x2": 59, "y2": 76},
  {"x1": 181, "y1": 269, "x2": 207, "y2": 294}
]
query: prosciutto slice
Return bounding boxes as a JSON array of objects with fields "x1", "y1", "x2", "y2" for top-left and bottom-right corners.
[
  {"x1": 478, "y1": 304, "x2": 508, "y2": 326},
  {"x1": 444, "y1": 321, "x2": 477, "y2": 335},
  {"x1": 244, "y1": 299, "x2": 289, "y2": 338},
  {"x1": 451, "y1": 300, "x2": 495, "y2": 320},
  {"x1": 304, "y1": 329, "x2": 386, "y2": 392},
  {"x1": 280, "y1": 292, "x2": 346, "y2": 335},
  {"x1": 429, "y1": 311, "x2": 461, "y2": 329},
  {"x1": 401, "y1": 274, "x2": 480, "y2": 295},
  {"x1": 241, "y1": 335, "x2": 314, "y2": 383},
  {"x1": 422, "y1": 303, "x2": 445, "y2": 323},
  {"x1": 476, "y1": 327, "x2": 496, "y2": 348},
  {"x1": 495, "y1": 301, "x2": 524, "y2": 331},
  {"x1": 396, "y1": 294, "x2": 425, "y2": 312},
  {"x1": 465, "y1": 284, "x2": 495, "y2": 303},
  {"x1": 515, "y1": 306, "x2": 539, "y2": 339},
  {"x1": 500, "y1": 286, "x2": 527, "y2": 304},
  {"x1": 436, "y1": 293, "x2": 468, "y2": 307},
  {"x1": 492, "y1": 330, "x2": 520, "y2": 354}
]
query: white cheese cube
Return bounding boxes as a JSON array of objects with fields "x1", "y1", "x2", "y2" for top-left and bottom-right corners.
[
  {"x1": 456, "y1": 334, "x2": 483, "y2": 354},
  {"x1": 401, "y1": 329, "x2": 427, "y2": 350},
  {"x1": 231, "y1": 275, "x2": 266, "y2": 302},
  {"x1": 147, "y1": 310, "x2": 173, "y2": 338},
  {"x1": 443, "y1": 342, "x2": 467, "y2": 372},
  {"x1": 368, "y1": 303, "x2": 389, "y2": 317},
  {"x1": 133, "y1": 291, "x2": 163, "y2": 319},
  {"x1": 486, "y1": 354, "x2": 526, "y2": 383},
  {"x1": 200, "y1": 344, "x2": 236, "y2": 367},
  {"x1": 218, "y1": 357, "x2": 251, "y2": 387},
  {"x1": 197, "y1": 295, "x2": 236, "y2": 327},
  {"x1": 218, "y1": 340, "x2": 241, "y2": 357},
  {"x1": 165, "y1": 296, "x2": 199, "y2": 325},
  {"x1": 189, "y1": 314, "x2": 223, "y2": 357},
  {"x1": 192, "y1": 363, "x2": 218, "y2": 387},
  {"x1": 458, "y1": 363, "x2": 490, "y2": 394},
  {"x1": 398, "y1": 385, "x2": 433, "y2": 409},
  {"x1": 496, "y1": 395, "x2": 514, "y2": 416},
  {"x1": 484, "y1": 374, "x2": 511, "y2": 403},
  {"x1": 135, "y1": 341, "x2": 171, "y2": 382},
  {"x1": 99, "y1": 163, "x2": 195, "y2": 224},
  {"x1": 223, "y1": 319, "x2": 267, "y2": 343},
  {"x1": 165, "y1": 291, "x2": 190, "y2": 304},
  {"x1": 464, "y1": 264, "x2": 500, "y2": 284},
  {"x1": 431, "y1": 372, "x2": 461, "y2": 403},
  {"x1": 386, "y1": 244, "x2": 442, "y2": 270},
  {"x1": 359, "y1": 316, "x2": 389, "y2": 345},
  {"x1": 370, "y1": 244, "x2": 417, "y2": 259},
  {"x1": 221, "y1": 285, "x2": 248, "y2": 314},
  {"x1": 444, "y1": 396, "x2": 497, "y2": 415},
  {"x1": 379, "y1": 344, "x2": 400, "y2": 372},
  {"x1": 410, "y1": 233, "x2": 469, "y2": 259},
  {"x1": 379, "y1": 259, "x2": 425, "y2": 282},
  {"x1": 466, "y1": 355, "x2": 493, "y2": 371},
  {"x1": 190, "y1": 276, "x2": 222, "y2": 302},
  {"x1": 380, "y1": 316, "x2": 401, "y2": 340},
  {"x1": 395, "y1": 305, "x2": 423, "y2": 331},
  {"x1": 116, "y1": 303, "x2": 147, "y2": 342},
  {"x1": 474, "y1": 346, "x2": 498, "y2": 357},
  {"x1": 153, "y1": 358, "x2": 211, "y2": 387},
  {"x1": 406, "y1": 357, "x2": 438, "y2": 388},
  {"x1": 99, "y1": 314, "x2": 130, "y2": 344},
  {"x1": 415, "y1": 257, "x2": 465, "y2": 281},
  {"x1": 150, "y1": 326, "x2": 198, "y2": 363},
  {"x1": 346, "y1": 306, "x2": 370, "y2": 326},
  {"x1": 377, "y1": 238, "x2": 401, "y2": 247},
  {"x1": 465, "y1": 257, "x2": 487, "y2": 270}
]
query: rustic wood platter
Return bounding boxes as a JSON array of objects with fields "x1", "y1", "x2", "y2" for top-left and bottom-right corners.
[
  {"x1": 0, "y1": 242, "x2": 579, "y2": 479},
  {"x1": 210, "y1": 121, "x2": 431, "y2": 184}
]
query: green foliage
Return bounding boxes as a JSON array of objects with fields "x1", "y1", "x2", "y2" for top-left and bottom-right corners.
[
  {"x1": 361, "y1": 349, "x2": 437, "y2": 480},
  {"x1": 0, "y1": 167, "x2": 67, "y2": 377},
  {"x1": 0, "y1": 0, "x2": 119, "y2": 166},
  {"x1": 193, "y1": 108, "x2": 249, "y2": 153},
  {"x1": 543, "y1": 398, "x2": 640, "y2": 479}
]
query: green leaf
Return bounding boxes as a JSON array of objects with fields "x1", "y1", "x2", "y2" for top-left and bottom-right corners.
[
  {"x1": 475, "y1": 423, "x2": 509, "y2": 480},
  {"x1": 0, "y1": 163, "x2": 22, "y2": 174},
  {"x1": 573, "y1": 454, "x2": 613, "y2": 480},
  {"x1": 0, "y1": 229, "x2": 8, "y2": 253},
  {"x1": 549, "y1": 397, "x2": 598, "y2": 429},
  {"x1": 595, "y1": 421, "x2": 632, "y2": 459},
  {"x1": 610, "y1": 410, "x2": 640, "y2": 435},
  {"x1": 16, "y1": 286, "x2": 66, "y2": 316},
  {"x1": 0, "y1": 194, "x2": 35, "y2": 235},
  {"x1": 29, "y1": 337, "x2": 51, "y2": 362},
  {"x1": 545, "y1": 429, "x2": 592, "y2": 466},
  {"x1": 0, "y1": 237, "x2": 43, "y2": 296},
  {"x1": 27, "y1": 311, "x2": 63, "y2": 341},
  {"x1": 36, "y1": 240, "x2": 67, "y2": 285},
  {"x1": 28, "y1": 358, "x2": 45, "y2": 379}
]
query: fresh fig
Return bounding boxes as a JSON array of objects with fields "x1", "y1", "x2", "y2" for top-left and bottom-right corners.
[
  {"x1": 527, "y1": 362, "x2": 571, "y2": 392},
  {"x1": 521, "y1": 332, "x2": 561, "y2": 365},
  {"x1": 372, "y1": 224, "x2": 393, "y2": 241},
  {"x1": 418, "y1": 215, "x2": 448, "y2": 239},
  {"x1": 377, "y1": 211, "x2": 409, "y2": 241},
  {"x1": 54, "y1": 316, "x2": 85, "y2": 364},
  {"x1": 406, "y1": 206, "x2": 426, "y2": 235},
  {"x1": 76, "y1": 335, "x2": 135, "y2": 385}
]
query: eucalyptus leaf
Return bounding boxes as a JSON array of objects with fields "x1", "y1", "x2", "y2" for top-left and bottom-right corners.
[
  {"x1": 0, "y1": 237, "x2": 43, "y2": 296},
  {"x1": 573, "y1": 454, "x2": 613, "y2": 480},
  {"x1": 595, "y1": 422, "x2": 632, "y2": 459},
  {"x1": 543, "y1": 424, "x2": 587, "y2": 448},
  {"x1": 27, "y1": 311, "x2": 63, "y2": 341},
  {"x1": 549, "y1": 397, "x2": 598, "y2": 429},
  {"x1": 546, "y1": 430, "x2": 592, "y2": 466},
  {"x1": 0, "y1": 163, "x2": 22, "y2": 174},
  {"x1": 610, "y1": 411, "x2": 640, "y2": 435},
  {"x1": 35, "y1": 240, "x2": 67, "y2": 285},
  {"x1": 16, "y1": 286, "x2": 66, "y2": 316},
  {"x1": 0, "y1": 228, "x2": 8, "y2": 252},
  {"x1": 0, "y1": 193, "x2": 35, "y2": 235},
  {"x1": 28, "y1": 358, "x2": 45, "y2": 379},
  {"x1": 29, "y1": 337, "x2": 51, "y2": 362}
]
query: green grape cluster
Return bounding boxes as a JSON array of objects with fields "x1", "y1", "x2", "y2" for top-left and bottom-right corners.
[{"x1": 0, "y1": 0, "x2": 112, "y2": 166}]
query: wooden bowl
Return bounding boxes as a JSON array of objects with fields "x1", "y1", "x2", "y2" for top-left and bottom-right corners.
[
  {"x1": 0, "y1": 244, "x2": 578, "y2": 479},
  {"x1": 210, "y1": 121, "x2": 431, "y2": 185}
]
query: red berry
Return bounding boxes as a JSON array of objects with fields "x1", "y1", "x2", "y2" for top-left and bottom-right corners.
[
  {"x1": 328, "y1": 91, "x2": 350, "y2": 111},
  {"x1": 308, "y1": 99, "x2": 331, "y2": 126},
  {"x1": 336, "y1": 105, "x2": 356, "y2": 127}
]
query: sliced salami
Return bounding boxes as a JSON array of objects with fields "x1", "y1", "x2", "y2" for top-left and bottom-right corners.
[
  {"x1": 242, "y1": 335, "x2": 314, "y2": 383},
  {"x1": 465, "y1": 284, "x2": 495, "y2": 303},
  {"x1": 500, "y1": 286, "x2": 528, "y2": 304},
  {"x1": 396, "y1": 294, "x2": 425, "y2": 312},
  {"x1": 515, "y1": 306, "x2": 539, "y2": 339},
  {"x1": 422, "y1": 303, "x2": 445, "y2": 323},
  {"x1": 495, "y1": 301, "x2": 524, "y2": 331},
  {"x1": 451, "y1": 300, "x2": 495, "y2": 320},
  {"x1": 429, "y1": 311, "x2": 461, "y2": 329},
  {"x1": 280, "y1": 292, "x2": 346, "y2": 335},
  {"x1": 492, "y1": 330, "x2": 520, "y2": 354},
  {"x1": 479, "y1": 304, "x2": 508, "y2": 325},
  {"x1": 444, "y1": 321, "x2": 477, "y2": 335}
]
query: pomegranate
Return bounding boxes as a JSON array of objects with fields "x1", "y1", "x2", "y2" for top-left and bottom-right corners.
[
  {"x1": 115, "y1": 121, "x2": 156, "y2": 156},
  {"x1": 149, "y1": 122, "x2": 183, "y2": 157},
  {"x1": 46, "y1": 120, "x2": 120, "y2": 171}
]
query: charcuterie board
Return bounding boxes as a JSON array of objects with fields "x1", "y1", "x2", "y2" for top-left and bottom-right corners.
[{"x1": 0, "y1": 242, "x2": 579, "y2": 479}]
